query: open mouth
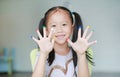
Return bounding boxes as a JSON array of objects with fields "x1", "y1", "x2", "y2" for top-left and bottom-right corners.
[{"x1": 56, "y1": 34, "x2": 65, "y2": 40}]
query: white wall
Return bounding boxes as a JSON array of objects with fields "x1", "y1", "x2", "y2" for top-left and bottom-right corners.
[{"x1": 0, "y1": 0, "x2": 120, "y2": 72}]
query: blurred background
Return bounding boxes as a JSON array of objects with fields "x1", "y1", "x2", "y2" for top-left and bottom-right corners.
[{"x1": 0, "y1": 0, "x2": 120, "y2": 77}]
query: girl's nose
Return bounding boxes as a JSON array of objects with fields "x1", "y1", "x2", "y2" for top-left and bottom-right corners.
[{"x1": 56, "y1": 26, "x2": 62, "y2": 32}]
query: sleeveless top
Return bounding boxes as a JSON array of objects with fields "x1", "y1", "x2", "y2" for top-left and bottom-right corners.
[{"x1": 34, "y1": 49, "x2": 78, "y2": 77}]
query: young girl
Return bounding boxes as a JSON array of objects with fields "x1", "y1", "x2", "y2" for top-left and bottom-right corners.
[{"x1": 31, "y1": 6, "x2": 97, "y2": 77}]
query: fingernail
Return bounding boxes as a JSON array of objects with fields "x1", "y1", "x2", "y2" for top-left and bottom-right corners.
[
  {"x1": 52, "y1": 36, "x2": 56, "y2": 40},
  {"x1": 95, "y1": 40, "x2": 97, "y2": 43},
  {"x1": 79, "y1": 25, "x2": 82, "y2": 29},
  {"x1": 43, "y1": 25, "x2": 46, "y2": 28},
  {"x1": 36, "y1": 28, "x2": 38, "y2": 32},
  {"x1": 66, "y1": 38, "x2": 69, "y2": 41},
  {"x1": 51, "y1": 28, "x2": 54, "y2": 31},
  {"x1": 54, "y1": 36, "x2": 56, "y2": 40},
  {"x1": 87, "y1": 25, "x2": 91, "y2": 28},
  {"x1": 30, "y1": 36, "x2": 33, "y2": 39}
]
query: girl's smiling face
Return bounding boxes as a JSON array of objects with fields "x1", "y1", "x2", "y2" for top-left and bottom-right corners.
[{"x1": 46, "y1": 9, "x2": 73, "y2": 45}]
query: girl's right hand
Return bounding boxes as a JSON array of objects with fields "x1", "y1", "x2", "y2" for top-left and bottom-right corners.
[{"x1": 32, "y1": 27, "x2": 55, "y2": 56}]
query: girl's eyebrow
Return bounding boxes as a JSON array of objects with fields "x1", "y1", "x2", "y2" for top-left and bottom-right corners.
[
  {"x1": 48, "y1": 20, "x2": 69, "y2": 25},
  {"x1": 48, "y1": 22, "x2": 56, "y2": 25},
  {"x1": 48, "y1": 21, "x2": 57, "y2": 24}
]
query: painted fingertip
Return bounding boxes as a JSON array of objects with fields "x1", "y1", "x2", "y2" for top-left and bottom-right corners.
[
  {"x1": 95, "y1": 40, "x2": 98, "y2": 43},
  {"x1": 79, "y1": 25, "x2": 82, "y2": 29},
  {"x1": 43, "y1": 25, "x2": 46, "y2": 28},
  {"x1": 66, "y1": 38, "x2": 69, "y2": 41},
  {"x1": 30, "y1": 36, "x2": 33, "y2": 39},
  {"x1": 36, "y1": 28, "x2": 38, "y2": 32},
  {"x1": 52, "y1": 36, "x2": 56, "y2": 40},
  {"x1": 53, "y1": 36, "x2": 56, "y2": 40},
  {"x1": 87, "y1": 25, "x2": 91, "y2": 28},
  {"x1": 51, "y1": 28, "x2": 54, "y2": 31}
]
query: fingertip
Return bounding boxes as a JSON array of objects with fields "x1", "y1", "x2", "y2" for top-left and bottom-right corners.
[
  {"x1": 52, "y1": 35, "x2": 56, "y2": 41},
  {"x1": 53, "y1": 36, "x2": 56, "y2": 40},
  {"x1": 36, "y1": 28, "x2": 39, "y2": 32},
  {"x1": 51, "y1": 27, "x2": 54, "y2": 31},
  {"x1": 78, "y1": 25, "x2": 82, "y2": 28},
  {"x1": 66, "y1": 38, "x2": 70, "y2": 43},
  {"x1": 87, "y1": 25, "x2": 91, "y2": 28},
  {"x1": 30, "y1": 35, "x2": 32, "y2": 39},
  {"x1": 67, "y1": 38, "x2": 73, "y2": 46},
  {"x1": 50, "y1": 28, "x2": 54, "y2": 34},
  {"x1": 89, "y1": 40, "x2": 98, "y2": 46},
  {"x1": 52, "y1": 38, "x2": 55, "y2": 44},
  {"x1": 30, "y1": 35, "x2": 34, "y2": 39},
  {"x1": 43, "y1": 25, "x2": 46, "y2": 28},
  {"x1": 31, "y1": 36, "x2": 35, "y2": 40},
  {"x1": 36, "y1": 28, "x2": 40, "y2": 34},
  {"x1": 66, "y1": 38, "x2": 69, "y2": 42},
  {"x1": 95, "y1": 40, "x2": 98, "y2": 43},
  {"x1": 32, "y1": 36, "x2": 38, "y2": 43}
]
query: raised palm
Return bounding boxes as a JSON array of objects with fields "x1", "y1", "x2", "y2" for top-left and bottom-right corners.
[
  {"x1": 32, "y1": 27, "x2": 54, "y2": 55},
  {"x1": 67, "y1": 26, "x2": 97, "y2": 55}
]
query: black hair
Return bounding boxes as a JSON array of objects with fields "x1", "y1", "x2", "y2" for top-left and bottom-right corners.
[{"x1": 38, "y1": 6, "x2": 94, "y2": 69}]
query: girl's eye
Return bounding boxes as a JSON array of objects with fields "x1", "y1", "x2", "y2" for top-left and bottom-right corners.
[
  {"x1": 62, "y1": 24, "x2": 67, "y2": 26},
  {"x1": 51, "y1": 25, "x2": 56, "y2": 27}
]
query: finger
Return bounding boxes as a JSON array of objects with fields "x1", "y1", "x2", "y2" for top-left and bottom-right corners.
[
  {"x1": 48, "y1": 28, "x2": 54, "y2": 39},
  {"x1": 67, "y1": 38, "x2": 73, "y2": 46},
  {"x1": 78, "y1": 27, "x2": 81, "y2": 38},
  {"x1": 43, "y1": 26, "x2": 47, "y2": 38},
  {"x1": 88, "y1": 40, "x2": 97, "y2": 46},
  {"x1": 36, "y1": 29, "x2": 42, "y2": 39},
  {"x1": 32, "y1": 36, "x2": 39, "y2": 43},
  {"x1": 83, "y1": 26, "x2": 90, "y2": 39},
  {"x1": 51, "y1": 38, "x2": 55, "y2": 45},
  {"x1": 86, "y1": 31, "x2": 93, "y2": 41}
]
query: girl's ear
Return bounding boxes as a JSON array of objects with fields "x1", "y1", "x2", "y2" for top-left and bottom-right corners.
[
  {"x1": 71, "y1": 24, "x2": 73, "y2": 27},
  {"x1": 71, "y1": 24, "x2": 74, "y2": 31},
  {"x1": 46, "y1": 28, "x2": 49, "y2": 37},
  {"x1": 70, "y1": 24, "x2": 74, "y2": 39}
]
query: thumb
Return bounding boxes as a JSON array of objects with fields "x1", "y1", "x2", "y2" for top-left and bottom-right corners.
[
  {"x1": 51, "y1": 38, "x2": 55, "y2": 45},
  {"x1": 67, "y1": 38, "x2": 73, "y2": 46},
  {"x1": 32, "y1": 36, "x2": 39, "y2": 44}
]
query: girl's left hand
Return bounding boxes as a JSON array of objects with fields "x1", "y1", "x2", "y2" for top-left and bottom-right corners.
[{"x1": 67, "y1": 26, "x2": 97, "y2": 55}]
